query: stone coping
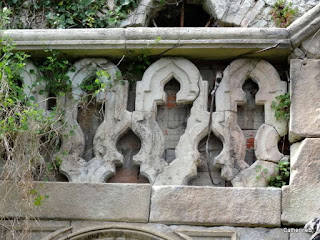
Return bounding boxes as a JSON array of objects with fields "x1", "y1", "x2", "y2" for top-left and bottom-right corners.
[
  {"x1": 0, "y1": 28, "x2": 292, "y2": 61},
  {"x1": 0, "y1": 182, "x2": 281, "y2": 227}
]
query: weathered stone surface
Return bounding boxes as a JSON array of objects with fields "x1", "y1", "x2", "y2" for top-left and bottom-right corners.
[
  {"x1": 0, "y1": 28, "x2": 291, "y2": 62},
  {"x1": 135, "y1": 58, "x2": 200, "y2": 112},
  {"x1": 289, "y1": 138, "x2": 320, "y2": 187},
  {"x1": 282, "y1": 139, "x2": 320, "y2": 225},
  {"x1": 231, "y1": 160, "x2": 278, "y2": 187},
  {"x1": 282, "y1": 186, "x2": 320, "y2": 226},
  {"x1": 212, "y1": 111, "x2": 248, "y2": 181},
  {"x1": 147, "y1": 58, "x2": 247, "y2": 184},
  {"x1": 1, "y1": 220, "x2": 70, "y2": 240},
  {"x1": 255, "y1": 124, "x2": 284, "y2": 163},
  {"x1": 58, "y1": 58, "x2": 133, "y2": 183},
  {"x1": 20, "y1": 60, "x2": 48, "y2": 110},
  {"x1": 47, "y1": 222, "x2": 190, "y2": 240},
  {"x1": 290, "y1": 59, "x2": 320, "y2": 142},
  {"x1": 0, "y1": 182, "x2": 151, "y2": 222},
  {"x1": 288, "y1": 2, "x2": 320, "y2": 48},
  {"x1": 213, "y1": 59, "x2": 286, "y2": 182},
  {"x1": 121, "y1": 0, "x2": 318, "y2": 28},
  {"x1": 216, "y1": 59, "x2": 287, "y2": 136},
  {"x1": 241, "y1": 0, "x2": 266, "y2": 27},
  {"x1": 301, "y1": 32, "x2": 320, "y2": 59},
  {"x1": 150, "y1": 186, "x2": 281, "y2": 226},
  {"x1": 132, "y1": 111, "x2": 166, "y2": 183},
  {"x1": 172, "y1": 225, "x2": 288, "y2": 240},
  {"x1": 135, "y1": 58, "x2": 203, "y2": 184},
  {"x1": 289, "y1": 231, "x2": 311, "y2": 240}
]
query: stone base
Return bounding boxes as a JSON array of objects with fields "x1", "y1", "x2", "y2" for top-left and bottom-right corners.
[
  {"x1": 150, "y1": 186, "x2": 281, "y2": 227},
  {"x1": 1, "y1": 220, "x2": 312, "y2": 240}
]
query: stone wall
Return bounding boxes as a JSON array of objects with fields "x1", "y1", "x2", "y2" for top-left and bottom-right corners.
[
  {"x1": 0, "y1": 2, "x2": 320, "y2": 240},
  {"x1": 0, "y1": 58, "x2": 288, "y2": 187}
]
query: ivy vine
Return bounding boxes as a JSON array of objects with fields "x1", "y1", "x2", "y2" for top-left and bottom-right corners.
[{"x1": 1, "y1": 0, "x2": 138, "y2": 29}]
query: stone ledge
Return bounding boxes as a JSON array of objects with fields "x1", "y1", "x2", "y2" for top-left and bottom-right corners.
[
  {"x1": 150, "y1": 186, "x2": 281, "y2": 227},
  {"x1": 0, "y1": 182, "x2": 151, "y2": 222},
  {"x1": 0, "y1": 28, "x2": 291, "y2": 61}
]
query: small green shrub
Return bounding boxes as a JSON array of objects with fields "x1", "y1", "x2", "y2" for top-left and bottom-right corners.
[
  {"x1": 270, "y1": 0, "x2": 298, "y2": 28},
  {"x1": 255, "y1": 160, "x2": 290, "y2": 188}
]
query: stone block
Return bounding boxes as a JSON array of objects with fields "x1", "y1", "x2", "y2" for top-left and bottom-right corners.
[
  {"x1": 240, "y1": 0, "x2": 265, "y2": 27},
  {"x1": 301, "y1": 32, "x2": 320, "y2": 59},
  {"x1": 150, "y1": 186, "x2": 281, "y2": 227},
  {"x1": 282, "y1": 186, "x2": 320, "y2": 226},
  {"x1": 0, "y1": 182, "x2": 151, "y2": 222},
  {"x1": 282, "y1": 139, "x2": 320, "y2": 225},
  {"x1": 290, "y1": 59, "x2": 320, "y2": 142}
]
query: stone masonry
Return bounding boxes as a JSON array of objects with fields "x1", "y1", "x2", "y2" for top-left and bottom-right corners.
[{"x1": 0, "y1": 2, "x2": 320, "y2": 240}]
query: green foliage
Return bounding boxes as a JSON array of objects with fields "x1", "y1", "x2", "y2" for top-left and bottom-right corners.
[
  {"x1": 268, "y1": 160, "x2": 290, "y2": 188},
  {"x1": 80, "y1": 70, "x2": 124, "y2": 96},
  {"x1": 0, "y1": 7, "x2": 12, "y2": 29},
  {"x1": 108, "y1": 0, "x2": 138, "y2": 27},
  {"x1": 271, "y1": 93, "x2": 290, "y2": 121},
  {"x1": 124, "y1": 49, "x2": 152, "y2": 82},
  {"x1": 29, "y1": 189, "x2": 49, "y2": 206},
  {"x1": 0, "y1": 39, "x2": 64, "y2": 184},
  {"x1": 270, "y1": 0, "x2": 298, "y2": 28},
  {"x1": 2, "y1": 0, "x2": 138, "y2": 29},
  {"x1": 36, "y1": 49, "x2": 73, "y2": 96},
  {"x1": 0, "y1": 38, "x2": 31, "y2": 135}
]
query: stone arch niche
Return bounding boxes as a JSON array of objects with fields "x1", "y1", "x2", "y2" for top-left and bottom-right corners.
[
  {"x1": 148, "y1": 1, "x2": 211, "y2": 27},
  {"x1": 156, "y1": 79, "x2": 192, "y2": 163},
  {"x1": 120, "y1": 0, "x2": 276, "y2": 28},
  {"x1": 41, "y1": 224, "x2": 190, "y2": 240},
  {"x1": 58, "y1": 58, "x2": 131, "y2": 183},
  {"x1": 189, "y1": 133, "x2": 225, "y2": 186},
  {"x1": 237, "y1": 79, "x2": 265, "y2": 166},
  {"x1": 134, "y1": 57, "x2": 234, "y2": 185},
  {"x1": 215, "y1": 59, "x2": 287, "y2": 187},
  {"x1": 106, "y1": 129, "x2": 150, "y2": 183}
]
